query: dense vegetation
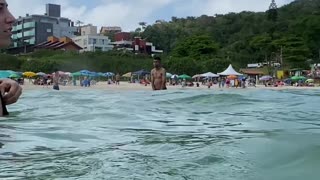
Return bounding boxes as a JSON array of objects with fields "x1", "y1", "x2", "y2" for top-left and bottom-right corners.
[
  {"x1": 0, "y1": 0, "x2": 319, "y2": 75},
  {"x1": 143, "y1": 0, "x2": 320, "y2": 71},
  {"x1": 0, "y1": 50, "x2": 154, "y2": 74}
]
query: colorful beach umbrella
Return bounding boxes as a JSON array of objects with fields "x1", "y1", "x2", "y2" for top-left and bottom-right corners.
[
  {"x1": 6, "y1": 70, "x2": 16, "y2": 74},
  {"x1": 87, "y1": 72, "x2": 100, "y2": 77},
  {"x1": 259, "y1": 75, "x2": 273, "y2": 81},
  {"x1": 64, "y1": 72, "x2": 72, "y2": 76},
  {"x1": 0, "y1": 71, "x2": 12, "y2": 78},
  {"x1": 133, "y1": 69, "x2": 150, "y2": 76},
  {"x1": 23, "y1": 71, "x2": 37, "y2": 77},
  {"x1": 306, "y1": 79, "x2": 314, "y2": 83},
  {"x1": 72, "y1": 72, "x2": 81, "y2": 77},
  {"x1": 171, "y1": 74, "x2": 178, "y2": 79},
  {"x1": 122, "y1": 72, "x2": 132, "y2": 78},
  {"x1": 36, "y1": 72, "x2": 46, "y2": 76},
  {"x1": 227, "y1": 75, "x2": 237, "y2": 79},
  {"x1": 166, "y1": 72, "x2": 173, "y2": 78},
  {"x1": 9, "y1": 73, "x2": 20, "y2": 78},
  {"x1": 201, "y1": 72, "x2": 219, "y2": 78},
  {"x1": 97, "y1": 72, "x2": 105, "y2": 77},
  {"x1": 291, "y1": 76, "x2": 306, "y2": 82},
  {"x1": 178, "y1": 74, "x2": 192, "y2": 80},
  {"x1": 104, "y1": 72, "x2": 115, "y2": 77},
  {"x1": 192, "y1": 74, "x2": 201, "y2": 79},
  {"x1": 80, "y1": 70, "x2": 91, "y2": 76}
]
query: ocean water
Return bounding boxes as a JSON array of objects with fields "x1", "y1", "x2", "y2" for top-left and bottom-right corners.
[{"x1": 0, "y1": 89, "x2": 320, "y2": 180}]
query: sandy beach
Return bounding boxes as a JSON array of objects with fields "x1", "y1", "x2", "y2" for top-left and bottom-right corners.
[{"x1": 20, "y1": 81, "x2": 320, "y2": 91}]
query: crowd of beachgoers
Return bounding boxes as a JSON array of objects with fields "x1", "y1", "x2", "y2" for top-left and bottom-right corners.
[{"x1": 1, "y1": 64, "x2": 319, "y2": 91}]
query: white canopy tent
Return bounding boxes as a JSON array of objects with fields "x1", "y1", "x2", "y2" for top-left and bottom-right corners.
[
  {"x1": 218, "y1": 64, "x2": 243, "y2": 76},
  {"x1": 201, "y1": 72, "x2": 219, "y2": 78}
]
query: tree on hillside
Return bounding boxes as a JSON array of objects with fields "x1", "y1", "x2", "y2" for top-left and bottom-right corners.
[
  {"x1": 272, "y1": 36, "x2": 311, "y2": 68},
  {"x1": 138, "y1": 22, "x2": 147, "y2": 32},
  {"x1": 172, "y1": 35, "x2": 219, "y2": 59},
  {"x1": 165, "y1": 35, "x2": 223, "y2": 75}
]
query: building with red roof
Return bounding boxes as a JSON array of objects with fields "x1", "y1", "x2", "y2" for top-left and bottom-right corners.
[{"x1": 34, "y1": 36, "x2": 82, "y2": 52}]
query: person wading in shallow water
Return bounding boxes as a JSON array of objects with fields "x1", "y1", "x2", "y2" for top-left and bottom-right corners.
[
  {"x1": 115, "y1": 73, "x2": 120, "y2": 85},
  {"x1": 0, "y1": 0, "x2": 22, "y2": 116},
  {"x1": 53, "y1": 70, "x2": 60, "y2": 91},
  {"x1": 151, "y1": 57, "x2": 167, "y2": 91}
]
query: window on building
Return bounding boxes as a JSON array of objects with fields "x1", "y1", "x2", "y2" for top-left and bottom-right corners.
[
  {"x1": 47, "y1": 29, "x2": 52, "y2": 33},
  {"x1": 95, "y1": 47, "x2": 102, "y2": 51},
  {"x1": 93, "y1": 39, "x2": 96, "y2": 44}
]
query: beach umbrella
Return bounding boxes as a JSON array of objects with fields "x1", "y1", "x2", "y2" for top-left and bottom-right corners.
[
  {"x1": 80, "y1": 70, "x2": 90, "y2": 73},
  {"x1": 133, "y1": 69, "x2": 150, "y2": 76},
  {"x1": 284, "y1": 78, "x2": 291, "y2": 84},
  {"x1": 192, "y1": 74, "x2": 201, "y2": 79},
  {"x1": 0, "y1": 71, "x2": 11, "y2": 78},
  {"x1": 171, "y1": 74, "x2": 178, "y2": 79},
  {"x1": 178, "y1": 74, "x2": 192, "y2": 80},
  {"x1": 291, "y1": 76, "x2": 306, "y2": 82},
  {"x1": 238, "y1": 75, "x2": 247, "y2": 80},
  {"x1": 36, "y1": 72, "x2": 46, "y2": 76},
  {"x1": 6, "y1": 70, "x2": 17, "y2": 74},
  {"x1": 201, "y1": 72, "x2": 219, "y2": 78},
  {"x1": 51, "y1": 71, "x2": 66, "y2": 76},
  {"x1": 166, "y1": 72, "x2": 173, "y2": 78},
  {"x1": 306, "y1": 79, "x2": 314, "y2": 83},
  {"x1": 259, "y1": 75, "x2": 273, "y2": 81},
  {"x1": 89, "y1": 72, "x2": 99, "y2": 77},
  {"x1": 80, "y1": 70, "x2": 91, "y2": 76},
  {"x1": 72, "y1": 72, "x2": 82, "y2": 77},
  {"x1": 122, "y1": 72, "x2": 132, "y2": 78},
  {"x1": 64, "y1": 72, "x2": 72, "y2": 76},
  {"x1": 104, "y1": 72, "x2": 115, "y2": 77},
  {"x1": 227, "y1": 75, "x2": 237, "y2": 79},
  {"x1": 9, "y1": 73, "x2": 20, "y2": 78},
  {"x1": 16, "y1": 72, "x2": 23, "y2": 76},
  {"x1": 97, "y1": 72, "x2": 104, "y2": 77},
  {"x1": 23, "y1": 71, "x2": 37, "y2": 77}
]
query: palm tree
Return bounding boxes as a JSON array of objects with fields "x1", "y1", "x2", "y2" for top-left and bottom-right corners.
[
  {"x1": 75, "y1": 20, "x2": 84, "y2": 35},
  {"x1": 76, "y1": 20, "x2": 84, "y2": 27}
]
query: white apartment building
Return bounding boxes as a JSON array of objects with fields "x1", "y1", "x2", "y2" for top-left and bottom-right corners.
[{"x1": 73, "y1": 34, "x2": 114, "y2": 52}]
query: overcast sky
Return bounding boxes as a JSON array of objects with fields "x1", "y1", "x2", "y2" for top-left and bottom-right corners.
[{"x1": 8, "y1": 0, "x2": 294, "y2": 31}]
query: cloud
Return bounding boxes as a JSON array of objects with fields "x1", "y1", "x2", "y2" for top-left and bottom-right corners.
[
  {"x1": 81, "y1": 0, "x2": 175, "y2": 31},
  {"x1": 7, "y1": 0, "x2": 295, "y2": 31}
]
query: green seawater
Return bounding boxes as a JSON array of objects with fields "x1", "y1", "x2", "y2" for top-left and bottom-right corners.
[{"x1": 0, "y1": 89, "x2": 320, "y2": 180}]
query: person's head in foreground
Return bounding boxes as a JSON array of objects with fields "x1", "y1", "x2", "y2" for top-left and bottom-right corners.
[
  {"x1": 0, "y1": 0, "x2": 15, "y2": 48},
  {"x1": 0, "y1": 0, "x2": 22, "y2": 107},
  {"x1": 153, "y1": 57, "x2": 162, "y2": 69}
]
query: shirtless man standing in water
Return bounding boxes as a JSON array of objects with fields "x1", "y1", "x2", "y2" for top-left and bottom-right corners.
[{"x1": 151, "y1": 57, "x2": 167, "y2": 90}]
